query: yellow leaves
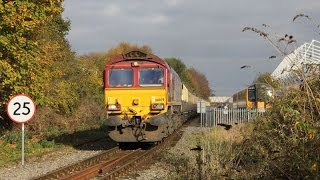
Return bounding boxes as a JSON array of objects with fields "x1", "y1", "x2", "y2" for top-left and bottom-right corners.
[
  {"x1": 40, "y1": 42, "x2": 62, "y2": 59},
  {"x1": 293, "y1": 121, "x2": 300, "y2": 128},
  {"x1": 0, "y1": 1, "x2": 63, "y2": 31},
  {"x1": 293, "y1": 120, "x2": 318, "y2": 140},
  {"x1": 0, "y1": 1, "x2": 69, "y2": 109},
  {"x1": 0, "y1": 60, "x2": 17, "y2": 87},
  {"x1": 0, "y1": 3, "x2": 4, "y2": 12},
  {"x1": 308, "y1": 128, "x2": 317, "y2": 139},
  {"x1": 311, "y1": 163, "x2": 317, "y2": 171}
]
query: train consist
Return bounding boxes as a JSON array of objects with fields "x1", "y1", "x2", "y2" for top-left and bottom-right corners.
[
  {"x1": 232, "y1": 83, "x2": 274, "y2": 110},
  {"x1": 103, "y1": 50, "x2": 205, "y2": 143}
]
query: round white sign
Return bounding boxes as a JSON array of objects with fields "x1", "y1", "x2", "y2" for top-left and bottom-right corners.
[{"x1": 6, "y1": 94, "x2": 36, "y2": 123}]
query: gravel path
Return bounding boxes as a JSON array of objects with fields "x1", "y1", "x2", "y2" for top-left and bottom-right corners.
[
  {"x1": 0, "y1": 139, "x2": 116, "y2": 180},
  {"x1": 0, "y1": 150, "x2": 103, "y2": 180}
]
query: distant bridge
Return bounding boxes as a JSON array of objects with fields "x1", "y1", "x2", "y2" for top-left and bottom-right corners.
[{"x1": 208, "y1": 96, "x2": 231, "y2": 107}]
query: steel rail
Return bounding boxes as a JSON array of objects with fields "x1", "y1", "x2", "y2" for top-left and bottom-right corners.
[
  {"x1": 62, "y1": 149, "x2": 141, "y2": 180},
  {"x1": 33, "y1": 147, "x2": 120, "y2": 180},
  {"x1": 100, "y1": 126, "x2": 184, "y2": 179}
]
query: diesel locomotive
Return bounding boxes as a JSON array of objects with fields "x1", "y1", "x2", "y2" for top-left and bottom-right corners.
[{"x1": 104, "y1": 50, "x2": 202, "y2": 143}]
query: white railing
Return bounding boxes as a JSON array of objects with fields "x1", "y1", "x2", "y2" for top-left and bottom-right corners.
[
  {"x1": 272, "y1": 39, "x2": 320, "y2": 85},
  {"x1": 200, "y1": 108, "x2": 265, "y2": 127},
  {"x1": 303, "y1": 40, "x2": 320, "y2": 64}
]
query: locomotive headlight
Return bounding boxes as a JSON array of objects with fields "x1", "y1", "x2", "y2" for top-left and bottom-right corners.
[
  {"x1": 151, "y1": 103, "x2": 164, "y2": 110},
  {"x1": 108, "y1": 104, "x2": 121, "y2": 111},
  {"x1": 131, "y1": 61, "x2": 139, "y2": 67},
  {"x1": 133, "y1": 99, "x2": 139, "y2": 105}
]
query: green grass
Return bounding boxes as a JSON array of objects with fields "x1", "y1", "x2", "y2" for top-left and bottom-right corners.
[
  {"x1": 0, "y1": 137, "x2": 58, "y2": 167},
  {"x1": 0, "y1": 125, "x2": 109, "y2": 168}
]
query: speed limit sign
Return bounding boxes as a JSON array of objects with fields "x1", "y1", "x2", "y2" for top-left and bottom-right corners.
[
  {"x1": 6, "y1": 94, "x2": 36, "y2": 166},
  {"x1": 6, "y1": 94, "x2": 36, "y2": 123}
]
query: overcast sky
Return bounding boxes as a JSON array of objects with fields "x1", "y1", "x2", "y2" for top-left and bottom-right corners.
[{"x1": 62, "y1": 0, "x2": 320, "y2": 96}]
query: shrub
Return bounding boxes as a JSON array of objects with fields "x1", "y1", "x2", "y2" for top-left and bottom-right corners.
[{"x1": 234, "y1": 77, "x2": 320, "y2": 179}]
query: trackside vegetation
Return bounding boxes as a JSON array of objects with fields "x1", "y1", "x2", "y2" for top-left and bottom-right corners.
[
  {"x1": 232, "y1": 75, "x2": 320, "y2": 179},
  {"x1": 163, "y1": 75, "x2": 320, "y2": 179}
]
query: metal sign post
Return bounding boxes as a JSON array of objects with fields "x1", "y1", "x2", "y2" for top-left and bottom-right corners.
[
  {"x1": 197, "y1": 100, "x2": 206, "y2": 127},
  {"x1": 22, "y1": 123, "x2": 25, "y2": 166},
  {"x1": 200, "y1": 101, "x2": 203, "y2": 127},
  {"x1": 6, "y1": 94, "x2": 36, "y2": 167}
]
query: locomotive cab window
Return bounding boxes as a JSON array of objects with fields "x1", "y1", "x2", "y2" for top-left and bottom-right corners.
[
  {"x1": 109, "y1": 69, "x2": 133, "y2": 87},
  {"x1": 139, "y1": 68, "x2": 164, "y2": 86},
  {"x1": 248, "y1": 86, "x2": 256, "y2": 102}
]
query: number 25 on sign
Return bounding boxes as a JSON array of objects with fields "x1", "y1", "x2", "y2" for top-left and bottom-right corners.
[
  {"x1": 6, "y1": 94, "x2": 36, "y2": 166},
  {"x1": 6, "y1": 94, "x2": 36, "y2": 123}
]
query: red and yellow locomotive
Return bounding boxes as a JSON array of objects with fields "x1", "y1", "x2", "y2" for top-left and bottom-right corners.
[{"x1": 104, "y1": 50, "x2": 192, "y2": 142}]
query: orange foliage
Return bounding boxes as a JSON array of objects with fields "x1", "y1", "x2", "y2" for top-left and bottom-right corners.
[{"x1": 188, "y1": 68, "x2": 211, "y2": 99}]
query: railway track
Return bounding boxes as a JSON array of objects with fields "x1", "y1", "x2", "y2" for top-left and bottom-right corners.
[
  {"x1": 33, "y1": 118, "x2": 188, "y2": 180},
  {"x1": 33, "y1": 147, "x2": 120, "y2": 180}
]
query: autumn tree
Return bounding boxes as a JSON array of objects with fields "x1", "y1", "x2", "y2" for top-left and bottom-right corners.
[
  {"x1": 253, "y1": 72, "x2": 280, "y2": 89},
  {"x1": 188, "y1": 68, "x2": 211, "y2": 99},
  {"x1": 165, "y1": 58, "x2": 211, "y2": 99},
  {"x1": 103, "y1": 42, "x2": 152, "y2": 67},
  {"x1": 0, "y1": 1, "x2": 73, "y2": 126},
  {"x1": 165, "y1": 58, "x2": 194, "y2": 91}
]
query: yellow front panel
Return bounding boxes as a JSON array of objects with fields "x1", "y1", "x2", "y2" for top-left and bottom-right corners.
[
  {"x1": 247, "y1": 101, "x2": 254, "y2": 109},
  {"x1": 105, "y1": 88, "x2": 167, "y2": 121},
  {"x1": 257, "y1": 101, "x2": 265, "y2": 109}
]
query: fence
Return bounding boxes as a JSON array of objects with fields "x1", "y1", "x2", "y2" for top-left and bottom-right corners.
[{"x1": 200, "y1": 108, "x2": 265, "y2": 127}]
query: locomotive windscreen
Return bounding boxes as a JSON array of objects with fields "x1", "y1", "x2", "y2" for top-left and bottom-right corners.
[
  {"x1": 248, "y1": 85, "x2": 256, "y2": 102},
  {"x1": 139, "y1": 68, "x2": 164, "y2": 86},
  {"x1": 109, "y1": 68, "x2": 133, "y2": 87}
]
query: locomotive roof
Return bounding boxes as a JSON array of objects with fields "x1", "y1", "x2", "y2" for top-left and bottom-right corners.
[{"x1": 106, "y1": 50, "x2": 169, "y2": 67}]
